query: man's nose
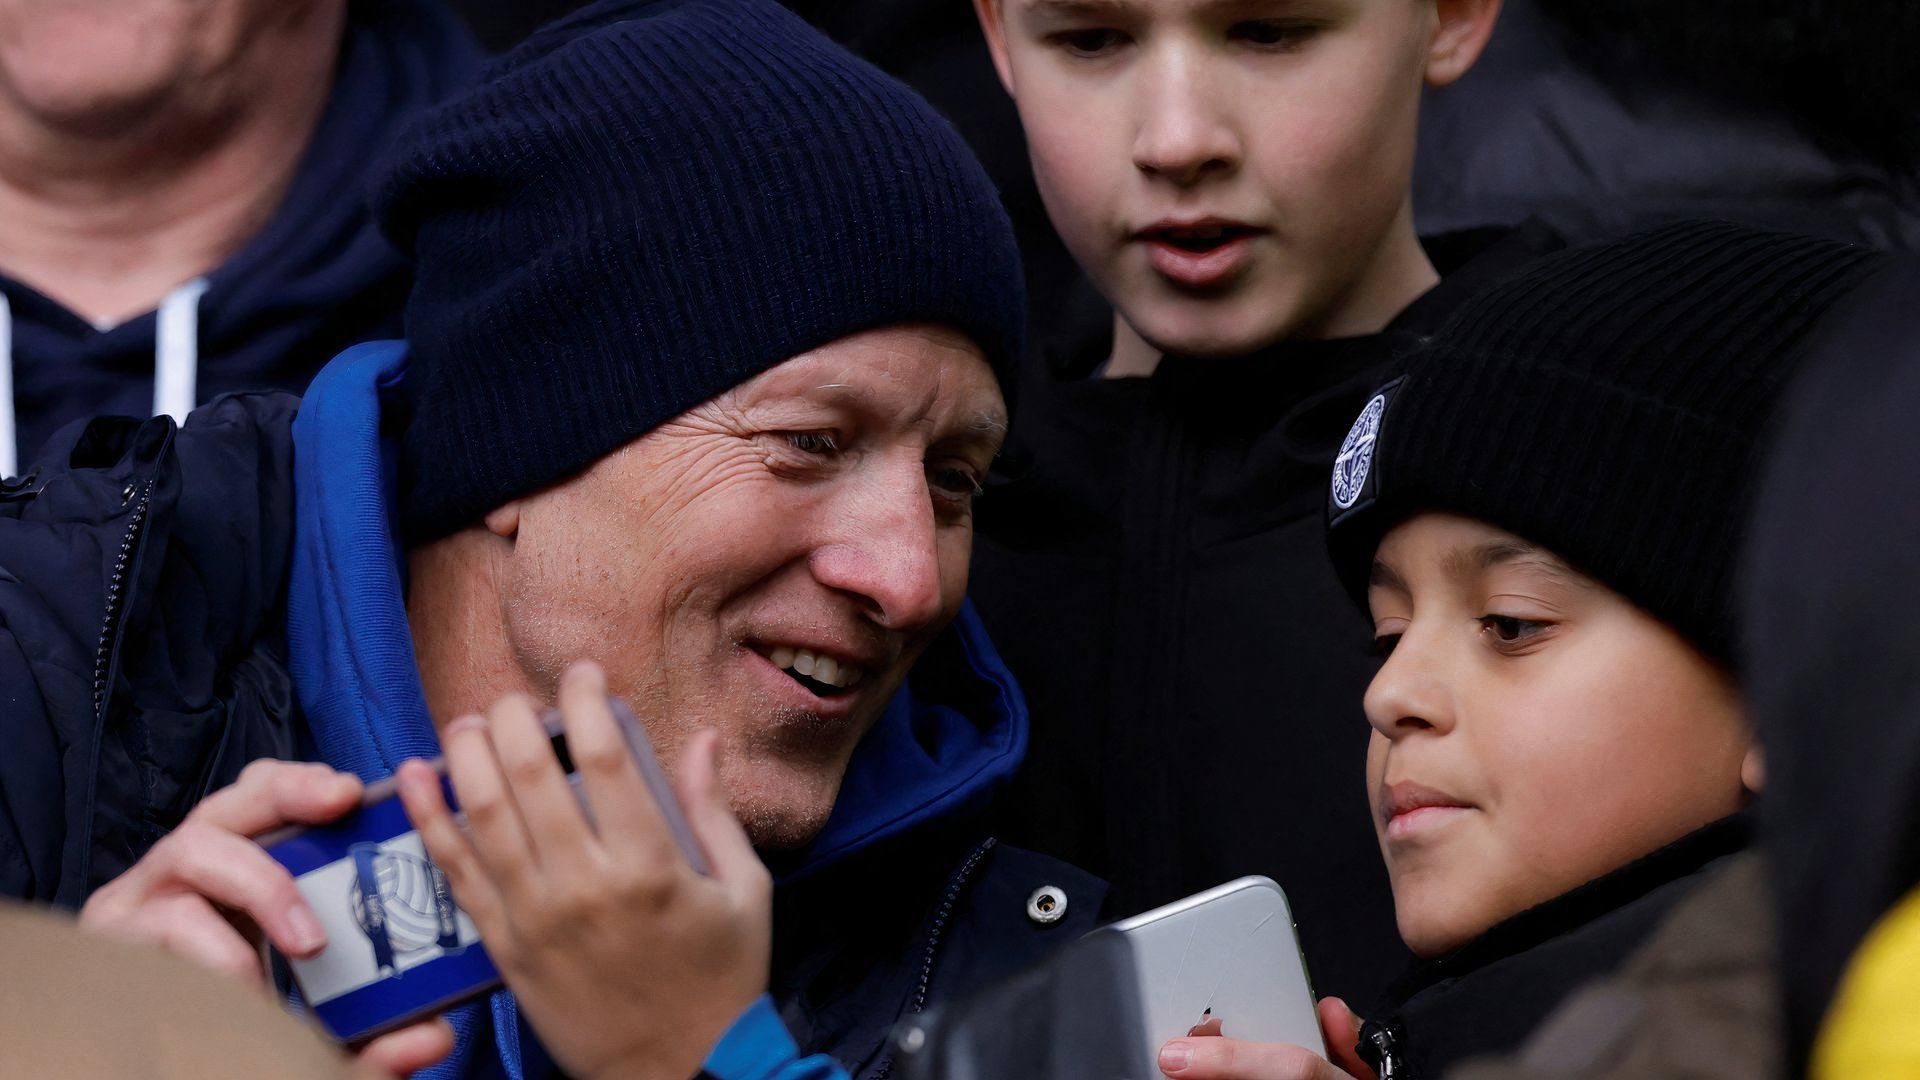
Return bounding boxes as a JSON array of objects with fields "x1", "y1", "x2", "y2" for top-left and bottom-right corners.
[
  {"x1": 1363, "y1": 631, "x2": 1457, "y2": 741},
  {"x1": 809, "y1": 470, "x2": 947, "y2": 632},
  {"x1": 1132, "y1": 47, "x2": 1239, "y2": 185}
]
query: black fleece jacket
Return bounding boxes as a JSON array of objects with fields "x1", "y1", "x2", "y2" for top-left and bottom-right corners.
[
  {"x1": 969, "y1": 223, "x2": 1564, "y2": 1007},
  {"x1": 1359, "y1": 817, "x2": 1753, "y2": 1080}
]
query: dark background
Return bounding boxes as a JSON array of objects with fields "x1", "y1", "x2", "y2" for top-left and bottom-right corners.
[{"x1": 448, "y1": 0, "x2": 1920, "y2": 347}]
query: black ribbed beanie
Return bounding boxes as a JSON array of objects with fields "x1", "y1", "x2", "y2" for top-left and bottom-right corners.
[
  {"x1": 1325, "y1": 220, "x2": 1881, "y2": 661},
  {"x1": 376, "y1": 0, "x2": 1026, "y2": 542}
]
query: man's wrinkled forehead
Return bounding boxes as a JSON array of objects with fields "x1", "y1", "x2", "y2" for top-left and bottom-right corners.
[{"x1": 726, "y1": 334, "x2": 1008, "y2": 444}]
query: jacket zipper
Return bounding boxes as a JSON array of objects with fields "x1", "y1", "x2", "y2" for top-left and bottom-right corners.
[
  {"x1": 871, "y1": 836, "x2": 999, "y2": 1080},
  {"x1": 71, "y1": 478, "x2": 156, "y2": 898},
  {"x1": 92, "y1": 480, "x2": 155, "y2": 716},
  {"x1": 1358, "y1": 1016, "x2": 1409, "y2": 1079}
]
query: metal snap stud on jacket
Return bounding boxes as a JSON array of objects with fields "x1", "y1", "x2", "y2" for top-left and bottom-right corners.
[{"x1": 1026, "y1": 885, "x2": 1068, "y2": 925}]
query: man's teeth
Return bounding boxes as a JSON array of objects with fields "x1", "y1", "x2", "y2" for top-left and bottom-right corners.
[{"x1": 765, "y1": 646, "x2": 865, "y2": 689}]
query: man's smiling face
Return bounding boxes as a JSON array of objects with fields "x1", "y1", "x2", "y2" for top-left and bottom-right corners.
[{"x1": 490, "y1": 324, "x2": 1006, "y2": 848}]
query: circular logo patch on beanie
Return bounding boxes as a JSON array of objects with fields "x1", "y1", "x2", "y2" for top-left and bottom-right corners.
[{"x1": 1332, "y1": 394, "x2": 1386, "y2": 511}]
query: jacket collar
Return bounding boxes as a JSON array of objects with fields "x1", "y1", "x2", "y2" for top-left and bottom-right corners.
[
  {"x1": 1394, "y1": 813, "x2": 1753, "y2": 1002},
  {"x1": 286, "y1": 340, "x2": 507, "y2": 1080}
]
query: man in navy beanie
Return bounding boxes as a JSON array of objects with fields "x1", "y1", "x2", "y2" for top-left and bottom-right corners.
[{"x1": 0, "y1": 1, "x2": 1100, "y2": 1077}]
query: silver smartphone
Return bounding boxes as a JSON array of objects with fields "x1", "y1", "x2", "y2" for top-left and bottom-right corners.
[
  {"x1": 893, "y1": 875, "x2": 1323, "y2": 1080},
  {"x1": 1096, "y1": 875, "x2": 1324, "y2": 1065}
]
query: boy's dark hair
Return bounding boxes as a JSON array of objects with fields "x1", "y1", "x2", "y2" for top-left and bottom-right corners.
[{"x1": 1324, "y1": 220, "x2": 1883, "y2": 662}]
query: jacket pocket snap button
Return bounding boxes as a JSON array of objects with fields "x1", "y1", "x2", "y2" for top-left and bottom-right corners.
[{"x1": 1026, "y1": 885, "x2": 1067, "y2": 925}]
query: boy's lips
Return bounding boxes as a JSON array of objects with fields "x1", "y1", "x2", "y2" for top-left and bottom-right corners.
[
  {"x1": 1380, "y1": 780, "x2": 1476, "y2": 843},
  {"x1": 1134, "y1": 218, "x2": 1264, "y2": 291}
]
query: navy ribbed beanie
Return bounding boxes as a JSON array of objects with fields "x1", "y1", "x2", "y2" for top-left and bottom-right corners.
[
  {"x1": 376, "y1": 0, "x2": 1026, "y2": 541},
  {"x1": 1325, "y1": 220, "x2": 1883, "y2": 661}
]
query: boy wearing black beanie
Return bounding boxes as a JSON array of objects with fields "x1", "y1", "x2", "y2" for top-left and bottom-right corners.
[{"x1": 1156, "y1": 221, "x2": 1883, "y2": 1080}]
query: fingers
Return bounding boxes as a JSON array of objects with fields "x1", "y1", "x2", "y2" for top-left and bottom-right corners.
[
  {"x1": 355, "y1": 1018, "x2": 455, "y2": 1076},
  {"x1": 89, "y1": 817, "x2": 326, "y2": 959},
  {"x1": 488, "y1": 687, "x2": 598, "y2": 874},
  {"x1": 75, "y1": 758, "x2": 348, "y2": 986},
  {"x1": 1317, "y1": 997, "x2": 1376, "y2": 1080},
  {"x1": 397, "y1": 759, "x2": 501, "y2": 929},
  {"x1": 440, "y1": 711, "x2": 539, "y2": 898},
  {"x1": 192, "y1": 759, "x2": 362, "y2": 838},
  {"x1": 120, "y1": 893, "x2": 269, "y2": 985},
  {"x1": 675, "y1": 729, "x2": 767, "y2": 894},
  {"x1": 162, "y1": 821, "x2": 330, "y2": 956},
  {"x1": 1160, "y1": 1037, "x2": 1352, "y2": 1080},
  {"x1": 555, "y1": 662, "x2": 673, "y2": 865}
]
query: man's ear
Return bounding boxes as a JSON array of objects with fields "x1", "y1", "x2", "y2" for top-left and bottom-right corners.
[
  {"x1": 1424, "y1": 0, "x2": 1502, "y2": 88},
  {"x1": 483, "y1": 502, "x2": 521, "y2": 541},
  {"x1": 974, "y1": 0, "x2": 1018, "y2": 97}
]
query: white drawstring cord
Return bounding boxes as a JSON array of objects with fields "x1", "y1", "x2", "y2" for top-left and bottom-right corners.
[
  {"x1": 154, "y1": 277, "x2": 208, "y2": 425},
  {"x1": 0, "y1": 278, "x2": 202, "y2": 480},
  {"x1": 0, "y1": 291, "x2": 15, "y2": 479}
]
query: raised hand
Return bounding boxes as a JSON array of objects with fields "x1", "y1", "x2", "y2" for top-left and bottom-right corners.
[{"x1": 398, "y1": 660, "x2": 772, "y2": 1080}]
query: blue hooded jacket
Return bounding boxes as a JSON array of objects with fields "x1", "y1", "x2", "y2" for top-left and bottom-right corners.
[
  {"x1": 0, "y1": 0, "x2": 479, "y2": 475},
  {"x1": 285, "y1": 342, "x2": 1103, "y2": 1078}
]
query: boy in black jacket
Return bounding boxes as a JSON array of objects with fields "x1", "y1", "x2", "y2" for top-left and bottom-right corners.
[
  {"x1": 1156, "y1": 222, "x2": 1882, "y2": 1080},
  {"x1": 966, "y1": 0, "x2": 1553, "y2": 1006}
]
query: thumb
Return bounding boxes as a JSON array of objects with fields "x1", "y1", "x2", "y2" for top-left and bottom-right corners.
[
  {"x1": 1317, "y1": 997, "x2": 1375, "y2": 1080},
  {"x1": 354, "y1": 1018, "x2": 454, "y2": 1076},
  {"x1": 675, "y1": 729, "x2": 767, "y2": 889}
]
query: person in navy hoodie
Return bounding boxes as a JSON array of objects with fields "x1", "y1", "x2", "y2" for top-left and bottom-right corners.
[
  {"x1": 54, "y1": 2, "x2": 1098, "y2": 1077},
  {"x1": 0, "y1": 0, "x2": 479, "y2": 475}
]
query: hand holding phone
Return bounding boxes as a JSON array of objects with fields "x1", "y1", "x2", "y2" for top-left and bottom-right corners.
[
  {"x1": 896, "y1": 876, "x2": 1340, "y2": 1080},
  {"x1": 1156, "y1": 998, "x2": 1375, "y2": 1080},
  {"x1": 77, "y1": 761, "x2": 455, "y2": 1077},
  {"x1": 397, "y1": 660, "x2": 771, "y2": 1080}
]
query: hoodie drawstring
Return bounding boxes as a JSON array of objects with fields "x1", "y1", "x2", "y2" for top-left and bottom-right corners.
[
  {"x1": 0, "y1": 292, "x2": 14, "y2": 479},
  {"x1": 154, "y1": 278, "x2": 209, "y2": 426},
  {"x1": 0, "y1": 279, "x2": 206, "y2": 480}
]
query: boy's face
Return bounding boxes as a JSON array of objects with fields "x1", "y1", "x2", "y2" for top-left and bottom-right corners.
[
  {"x1": 1363, "y1": 513, "x2": 1753, "y2": 957},
  {"x1": 977, "y1": 0, "x2": 1498, "y2": 357}
]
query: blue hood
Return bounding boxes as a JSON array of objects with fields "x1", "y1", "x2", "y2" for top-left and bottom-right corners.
[{"x1": 285, "y1": 341, "x2": 1030, "y2": 1076}]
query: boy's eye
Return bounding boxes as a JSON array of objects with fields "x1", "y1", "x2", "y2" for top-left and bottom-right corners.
[
  {"x1": 785, "y1": 432, "x2": 838, "y2": 455},
  {"x1": 1480, "y1": 615, "x2": 1549, "y2": 645},
  {"x1": 1050, "y1": 28, "x2": 1129, "y2": 58},
  {"x1": 1227, "y1": 19, "x2": 1316, "y2": 49},
  {"x1": 1370, "y1": 633, "x2": 1402, "y2": 658}
]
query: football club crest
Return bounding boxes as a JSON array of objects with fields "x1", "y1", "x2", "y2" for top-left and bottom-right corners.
[
  {"x1": 1331, "y1": 393, "x2": 1387, "y2": 512},
  {"x1": 349, "y1": 843, "x2": 464, "y2": 976}
]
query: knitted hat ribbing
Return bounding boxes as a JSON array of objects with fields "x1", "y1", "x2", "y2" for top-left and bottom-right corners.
[
  {"x1": 1325, "y1": 220, "x2": 1882, "y2": 661},
  {"x1": 377, "y1": 0, "x2": 1026, "y2": 541}
]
